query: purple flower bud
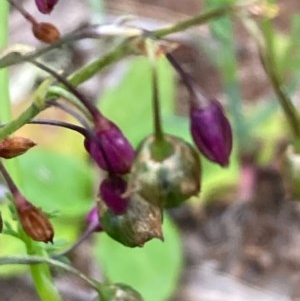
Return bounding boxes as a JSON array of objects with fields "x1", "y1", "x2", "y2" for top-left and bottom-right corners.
[
  {"x1": 85, "y1": 207, "x2": 102, "y2": 232},
  {"x1": 190, "y1": 100, "x2": 232, "y2": 167},
  {"x1": 84, "y1": 119, "x2": 135, "y2": 174},
  {"x1": 99, "y1": 176, "x2": 129, "y2": 215},
  {"x1": 35, "y1": 0, "x2": 59, "y2": 14}
]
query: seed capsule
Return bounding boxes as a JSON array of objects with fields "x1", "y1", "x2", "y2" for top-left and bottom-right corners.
[
  {"x1": 98, "y1": 192, "x2": 163, "y2": 247},
  {"x1": 127, "y1": 134, "x2": 201, "y2": 208}
]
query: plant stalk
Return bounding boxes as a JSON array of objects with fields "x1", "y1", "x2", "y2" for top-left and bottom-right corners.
[
  {"x1": 260, "y1": 20, "x2": 300, "y2": 151},
  {"x1": 0, "y1": 255, "x2": 101, "y2": 292},
  {"x1": 154, "y1": 5, "x2": 234, "y2": 38}
]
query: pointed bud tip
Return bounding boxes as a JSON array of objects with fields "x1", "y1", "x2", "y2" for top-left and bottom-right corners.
[{"x1": 154, "y1": 229, "x2": 164, "y2": 242}]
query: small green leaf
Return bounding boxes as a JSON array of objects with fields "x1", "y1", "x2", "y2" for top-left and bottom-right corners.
[{"x1": 94, "y1": 215, "x2": 182, "y2": 301}]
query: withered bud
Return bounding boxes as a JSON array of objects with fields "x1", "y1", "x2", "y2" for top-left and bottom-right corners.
[
  {"x1": 17, "y1": 201, "x2": 54, "y2": 243},
  {"x1": 32, "y1": 22, "x2": 60, "y2": 44},
  {"x1": 0, "y1": 137, "x2": 36, "y2": 159},
  {"x1": 99, "y1": 192, "x2": 163, "y2": 247}
]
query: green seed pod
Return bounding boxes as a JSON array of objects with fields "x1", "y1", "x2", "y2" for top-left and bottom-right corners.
[
  {"x1": 98, "y1": 192, "x2": 163, "y2": 248},
  {"x1": 127, "y1": 134, "x2": 201, "y2": 208}
]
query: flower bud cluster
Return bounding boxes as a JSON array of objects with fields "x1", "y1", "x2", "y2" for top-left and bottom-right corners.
[
  {"x1": 80, "y1": 49, "x2": 233, "y2": 248},
  {"x1": 0, "y1": 27, "x2": 233, "y2": 250}
]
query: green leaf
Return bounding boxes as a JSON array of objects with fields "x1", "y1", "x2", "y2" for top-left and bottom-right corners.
[
  {"x1": 18, "y1": 149, "x2": 94, "y2": 217},
  {"x1": 99, "y1": 57, "x2": 175, "y2": 146},
  {"x1": 94, "y1": 215, "x2": 183, "y2": 301}
]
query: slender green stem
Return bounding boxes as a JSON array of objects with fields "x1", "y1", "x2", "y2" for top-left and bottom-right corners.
[
  {"x1": 260, "y1": 20, "x2": 300, "y2": 151},
  {"x1": 29, "y1": 59, "x2": 100, "y2": 120},
  {"x1": 153, "y1": 5, "x2": 234, "y2": 39},
  {"x1": 67, "y1": 41, "x2": 130, "y2": 86},
  {"x1": 146, "y1": 40, "x2": 163, "y2": 142},
  {"x1": 146, "y1": 39, "x2": 173, "y2": 160},
  {"x1": 25, "y1": 238, "x2": 62, "y2": 301},
  {"x1": 0, "y1": 1, "x2": 11, "y2": 124},
  {"x1": 0, "y1": 102, "x2": 43, "y2": 140},
  {"x1": 0, "y1": 0, "x2": 21, "y2": 180},
  {"x1": 53, "y1": 224, "x2": 98, "y2": 259},
  {"x1": 0, "y1": 255, "x2": 101, "y2": 292},
  {"x1": 47, "y1": 86, "x2": 91, "y2": 120}
]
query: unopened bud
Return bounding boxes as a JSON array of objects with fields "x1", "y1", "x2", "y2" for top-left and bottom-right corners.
[
  {"x1": 0, "y1": 137, "x2": 36, "y2": 159},
  {"x1": 32, "y1": 22, "x2": 60, "y2": 44},
  {"x1": 35, "y1": 0, "x2": 59, "y2": 14},
  {"x1": 190, "y1": 100, "x2": 232, "y2": 167},
  {"x1": 84, "y1": 118, "x2": 135, "y2": 174},
  {"x1": 17, "y1": 200, "x2": 54, "y2": 243},
  {"x1": 99, "y1": 176, "x2": 129, "y2": 215}
]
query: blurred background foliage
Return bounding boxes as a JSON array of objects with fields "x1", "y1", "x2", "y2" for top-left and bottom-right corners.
[{"x1": 2, "y1": 0, "x2": 300, "y2": 300}]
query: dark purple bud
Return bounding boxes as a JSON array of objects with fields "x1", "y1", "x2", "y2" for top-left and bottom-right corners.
[
  {"x1": 85, "y1": 207, "x2": 102, "y2": 232},
  {"x1": 99, "y1": 176, "x2": 129, "y2": 215},
  {"x1": 190, "y1": 100, "x2": 232, "y2": 167},
  {"x1": 35, "y1": 0, "x2": 59, "y2": 14},
  {"x1": 84, "y1": 119, "x2": 135, "y2": 174}
]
